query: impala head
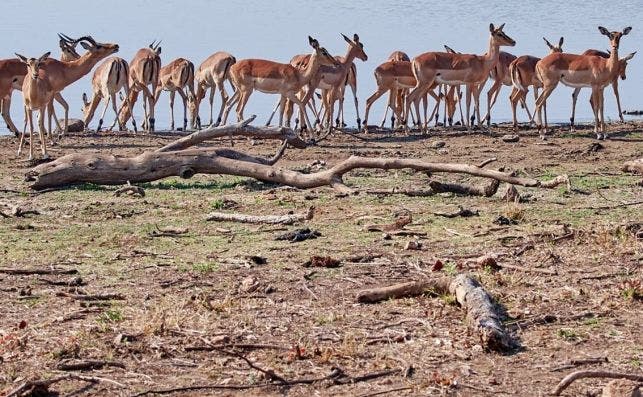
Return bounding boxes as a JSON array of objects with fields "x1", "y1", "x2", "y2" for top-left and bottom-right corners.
[
  {"x1": 342, "y1": 33, "x2": 368, "y2": 61},
  {"x1": 598, "y1": 26, "x2": 632, "y2": 50},
  {"x1": 387, "y1": 51, "x2": 409, "y2": 62},
  {"x1": 489, "y1": 23, "x2": 516, "y2": 47},
  {"x1": 618, "y1": 52, "x2": 636, "y2": 80},
  {"x1": 58, "y1": 33, "x2": 81, "y2": 61},
  {"x1": 81, "y1": 92, "x2": 91, "y2": 117},
  {"x1": 77, "y1": 35, "x2": 119, "y2": 57},
  {"x1": 149, "y1": 40, "x2": 162, "y2": 55},
  {"x1": 543, "y1": 36, "x2": 564, "y2": 53},
  {"x1": 308, "y1": 36, "x2": 340, "y2": 66},
  {"x1": 15, "y1": 52, "x2": 50, "y2": 79}
]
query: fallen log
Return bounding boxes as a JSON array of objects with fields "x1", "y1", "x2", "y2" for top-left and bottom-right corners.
[
  {"x1": 357, "y1": 274, "x2": 517, "y2": 351},
  {"x1": 429, "y1": 179, "x2": 500, "y2": 197},
  {"x1": 0, "y1": 268, "x2": 77, "y2": 275},
  {"x1": 449, "y1": 274, "x2": 517, "y2": 351},
  {"x1": 552, "y1": 370, "x2": 643, "y2": 396},
  {"x1": 207, "y1": 206, "x2": 314, "y2": 225},
  {"x1": 156, "y1": 115, "x2": 307, "y2": 151},
  {"x1": 27, "y1": 150, "x2": 556, "y2": 192},
  {"x1": 357, "y1": 278, "x2": 450, "y2": 303}
]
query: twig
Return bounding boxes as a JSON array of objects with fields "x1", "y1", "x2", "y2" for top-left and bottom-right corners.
[
  {"x1": 131, "y1": 383, "x2": 269, "y2": 396},
  {"x1": 184, "y1": 343, "x2": 291, "y2": 352},
  {"x1": 207, "y1": 206, "x2": 314, "y2": 225},
  {"x1": 550, "y1": 357, "x2": 609, "y2": 372},
  {"x1": 0, "y1": 267, "x2": 78, "y2": 275},
  {"x1": 477, "y1": 157, "x2": 498, "y2": 168},
  {"x1": 214, "y1": 348, "x2": 289, "y2": 384},
  {"x1": 56, "y1": 359, "x2": 126, "y2": 371},
  {"x1": 552, "y1": 370, "x2": 643, "y2": 395},
  {"x1": 149, "y1": 225, "x2": 189, "y2": 237},
  {"x1": 573, "y1": 200, "x2": 643, "y2": 210},
  {"x1": 56, "y1": 292, "x2": 125, "y2": 301},
  {"x1": 500, "y1": 263, "x2": 557, "y2": 275},
  {"x1": 357, "y1": 386, "x2": 412, "y2": 397},
  {"x1": 4, "y1": 374, "x2": 125, "y2": 397}
]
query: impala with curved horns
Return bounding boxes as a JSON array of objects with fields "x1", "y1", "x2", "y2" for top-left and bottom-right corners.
[
  {"x1": 532, "y1": 26, "x2": 632, "y2": 140},
  {"x1": 404, "y1": 23, "x2": 516, "y2": 130}
]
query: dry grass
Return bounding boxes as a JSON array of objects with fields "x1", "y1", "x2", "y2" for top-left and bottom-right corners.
[{"x1": 0, "y1": 121, "x2": 642, "y2": 396}]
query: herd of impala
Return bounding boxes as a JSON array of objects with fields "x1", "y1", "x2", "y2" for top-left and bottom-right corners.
[{"x1": 0, "y1": 24, "x2": 635, "y2": 160}]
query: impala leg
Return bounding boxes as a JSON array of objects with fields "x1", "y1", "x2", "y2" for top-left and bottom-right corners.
[
  {"x1": 285, "y1": 91, "x2": 313, "y2": 133},
  {"x1": 124, "y1": 86, "x2": 137, "y2": 132},
  {"x1": 379, "y1": 90, "x2": 391, "y2": 129},
  {"x1": 177, "y1": 89, "x2": 188, "y2": 131},
  {"x1": 533, "y1": 83, "x2": 557, "y2": 138},
  {"x1": 83, "y1": 93, "x2": 100, "y2": 131},
  {"x1": 484, "y1": 79, "x2": 502, "y2": 126},
  {"x1": 590, "y1": 88, "x2": 601, "y2": 139},
  {"x1": 37, "y1": 108, "x2": 48, "y2": 159},
  {"x1": 465, "y1": 86, "x2": 472, "y2": 128},
  {"x1": 97, "y1": 94, "x2": 111, "y2": 132},
  {"x1": 570, "y1": 87, "x2": 581, "y2": 132},
  {"x1": 350, "y1": 83, "x2": 360, "y2": 127},
  {"x1": 278, "y1": 96, "x2": 286, "y2": 127},
  {"x1": 236, "y1": 89, "x2": 252, "y2": 122},
  {"x1": 55, "y1": 95, "x2": 69, "y2": 138},
  {"x1": 168, "y1": 90, "x2": 175, "y2": 130},
  {"x1": 363, "y1": 87, "x2": 388, "y2": 132},
  {"x1": 612, "y1": 80, "x2": 623, "y2": 122},
  {"x1": 510, "y1": 87, "x2": 520, "y2": 131},
  {"x1": 148, "y1": 85, "x2": 157, "y2": 132},
  {"x1": 221, "y1": 90, "x2": 240, "y2": 125},
  {"x1": 17, "y1": 106, "x2": 29, "y2": 157},
  {"x1": 266, "y1": 97, "x2": 280, "y2": 126},
  {"x1": 27, "y1": 108, "x2": 34, "y2": 160},
  {"x1": 2, "y1": 96, "x2": 20, "y2": 137},
  {"x1": 108, "y1": 93, "x2": 120, "y2": 131},
  {"x1": 598, "y1": 88, "x2": 606, "y2": 138}
]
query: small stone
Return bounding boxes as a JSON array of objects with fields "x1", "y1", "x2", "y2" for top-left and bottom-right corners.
[
  {"x1": 602, "y1": 379, "x2": 641, "y2": 397},
  {"x1": 431, "y1": 140, "x2": 446, "y2": 149},
  {"x1": 240, "y1": 276, "x2": 260, "y2": 293},
  {"x1": 501, "y1": 134, "x2": 520, "y2": 143},
  {"x1": 404, "y1": 240, "x2": 422, "y2": 250}
]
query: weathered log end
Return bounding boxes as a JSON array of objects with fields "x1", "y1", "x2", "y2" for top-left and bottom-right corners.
[{"x1": 449, "y1": 274, "x2": 518, "y2": 352}]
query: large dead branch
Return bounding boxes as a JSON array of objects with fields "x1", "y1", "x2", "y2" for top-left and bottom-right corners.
[
  {"x1": 450, "y1": 274, "x2": 516, "y2": 351},
  {"x1": 206, "y1": 206, "x2": 314, "y2": 225},
  {"x1": 5, "y1": 374, "x2": 125, "y2": 397},
  {"x1": 356, "y1": 274, "x2": 516, "y2": 351},
  {"x1": 27, "y1": 149, "x2": 559, "y2": 192},
  {"x1": 552, "y1": 370, "x2": 643, "y2": 396},
  {"x1": 157, "y1": 116, "x2": 307, "y2": 152}
]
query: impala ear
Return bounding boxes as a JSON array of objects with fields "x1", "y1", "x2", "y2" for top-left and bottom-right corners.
[
  {"x1": 489, "y1": 23, "x2": 495, "y2": 32},
  {"x1": 15, "y1": 53, "x2": 28, "y2": 63},
  {"x1": 598, "y1": 26, "x2": 611, "y2": 37},
  {"x1": 353, "y1": 33, "x2": 359, "y2": 43},
  {"x1": 543, "y1": 37, "x2": 554, "y2": 49},
  {"x1": 559, "y1": 37, "x2": 564, "y2": 47},
  {"x1": 38, "y1": 52, "x2": 51, "y2": 62},
  {"x1": 81, "y1": 41, "x2": 92, "y2": 50},
  {"x1": 623, "y1": 52, "x2": 636, "y2": 61},
  {"x1": 156, "y1": 46, "x2": 162, "y2": 54},
  {"x1": 622, "y1": 26, "x2": 632, "y2": 35},
  {"x1": 308, "y1": 36, "x2": 319, "y2": 49}
]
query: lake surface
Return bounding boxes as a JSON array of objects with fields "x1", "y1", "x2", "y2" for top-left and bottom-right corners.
[{"x1": 1, "y1": 0, "x2": 641, "y2": 134}]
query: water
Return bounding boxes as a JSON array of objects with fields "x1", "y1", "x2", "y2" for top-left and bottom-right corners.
[{"x1": 1, "y1": 0, "x2": 641, "y2": 135}]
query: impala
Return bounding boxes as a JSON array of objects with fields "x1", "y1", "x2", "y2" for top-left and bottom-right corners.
[
  {"x1": 0, "y1": 34, "x2": 92, "y2": 137},
  {"x1": 40, "y1": 35, "x2": 119, "y2": 136},
  {"x1": 482, "y1": 50, "x2": 517, "y2": 125},
  {"x1": 81, "y1": 57, "x2": 133, "y2": 132},
  {"x1": 533, "y1": 26, "x2": 632, "y2": 139},
  {"x1": 508, "y1": 37, "x2": 564, "y2": 131},
  {"x1": 285, "y1": 34, "x2": 367, "y2": 132},
  {"x1": 118, "y1": 41, "x2": 162, "y2": 132},
  {"x1": 188, "y1": 51, "x2": 236, "y2": 129},
  {"x1": 378, "y1": 50, "x2": 410, "y2": 129},
  {"x1": 15, "y1": 52, "x2": 55, "y2": 160},
  {"x1": 154, "y1": 57, "x2": 196, "y2": 130},
  {"x1": 569, "y1": 49, "x2": 635, "y2": 131},
  {"x1": 404, "y1": 23, "x2": 516, "y2": 130},
  {"x1": 221, "y1": 36, "x2": 337, "y2": 132}
]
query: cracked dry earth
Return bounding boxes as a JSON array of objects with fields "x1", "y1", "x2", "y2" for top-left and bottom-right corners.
[{"x1": 0, "y1": 121, "x2": 641, "y2": 396}]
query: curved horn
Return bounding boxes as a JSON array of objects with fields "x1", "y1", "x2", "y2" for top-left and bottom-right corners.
[
  {"x1": 77, "y1": 35, "x2": 97, "y2": 45},
  {"x1": 153, "y1": 40, "x2": 162, "y2": 50}
]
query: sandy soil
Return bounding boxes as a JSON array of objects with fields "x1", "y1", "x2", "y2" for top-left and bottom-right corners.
[{"x1": 0, "y1": 121, "x2": 641, "y2": 396}]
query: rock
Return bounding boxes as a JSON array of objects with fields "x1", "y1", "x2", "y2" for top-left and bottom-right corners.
[
  {"x1": 501, "y1": 134, "x2": 520, "y2": 143},
  {"x1": 54, "y1": 118, "x2": 85, "y2": 133},
  {"x1": 502, "y1": 184, "x2": 521, "y2": 203},
  {"x1": 602, "y1": 380, "x2": 641, "y2": 397},
  {"x1": 239, "y1": 276, "x2": 260, "y2": 293},
  {"x1": 622, "y1": 158, "x2": 643, "y2": 174},
  {"x1": 404, "y1": 240, "x2": 421, "y2": 250},
  {"x1": 431, "y1": 140, "x2": 446, "y2": 149}
]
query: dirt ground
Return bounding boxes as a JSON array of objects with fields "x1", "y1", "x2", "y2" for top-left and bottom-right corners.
[{"x1": 0, "y1": 121, "x2": 641, "y2": 397}]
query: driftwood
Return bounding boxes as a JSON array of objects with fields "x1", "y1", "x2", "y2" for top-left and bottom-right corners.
[
  {"x1": 357, "y1": 274, "x2": 516, "y2": 351},
  {"x1": 622, "y1": 159, "x2": 643, "y2": 174},
  {"x1": 356, "y1": 279, "x2": 450, "y2": 303},
  {"x1": 207, "y1": 206, "x2": 314, "y2": 225},
  {"x1": 27, "y1": 151, "x2": 560, "y2": 192},
  {"x1": 4, "y1": 374, "x2": 125, "y2": 397},
  {"x1": 553, "y1": 370, "x2": 643, "y2": 396},
  {"x1": 157, "y1": 116, "x2": 307, "y2": 151}
]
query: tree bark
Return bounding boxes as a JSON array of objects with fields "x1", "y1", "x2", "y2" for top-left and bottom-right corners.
[{"x1": 206, "y1": 206, "x2": 314, "y2": 225}]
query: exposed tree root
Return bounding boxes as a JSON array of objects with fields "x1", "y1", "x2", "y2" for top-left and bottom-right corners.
[
  {"x1": 206, "y1": 206, "x2": 314, "y2": 225},
  {"x1": 552, "y1": 370, "x2": 643, "y2": 396}
]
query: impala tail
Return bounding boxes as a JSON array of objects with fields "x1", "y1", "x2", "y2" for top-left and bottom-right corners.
[{"x1": 510, "y1": 62, "x2": 526, "y2": 93}]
